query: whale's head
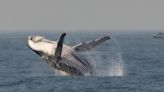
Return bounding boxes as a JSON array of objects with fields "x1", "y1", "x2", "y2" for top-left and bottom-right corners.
[{"x1": 26, "y1": 36, "x2": 57, "y2": 57}]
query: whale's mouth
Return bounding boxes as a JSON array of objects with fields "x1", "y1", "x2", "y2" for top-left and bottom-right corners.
[{"x1": 26, "y1": 37, "x2": 44, "y2": 57}]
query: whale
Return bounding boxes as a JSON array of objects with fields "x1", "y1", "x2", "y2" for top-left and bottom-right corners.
[{"x1": 26, "y1": 33, "x2": 110, "y2": 76}]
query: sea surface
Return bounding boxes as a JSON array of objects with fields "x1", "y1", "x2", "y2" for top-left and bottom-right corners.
[{"x1": 0, "y1": 31, "x2": 164, "y2": 92}]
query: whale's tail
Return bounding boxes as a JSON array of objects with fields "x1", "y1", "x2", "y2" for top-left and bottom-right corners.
[{"x1": 72, "y1": 36, "x2": 110, "y2": 51}]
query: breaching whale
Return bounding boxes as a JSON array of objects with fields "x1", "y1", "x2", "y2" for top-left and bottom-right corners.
[{"x1": 26, "y1": 33, "x2": 110, "y2": 76}]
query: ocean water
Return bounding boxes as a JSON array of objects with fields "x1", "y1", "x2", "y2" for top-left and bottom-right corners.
[{"x1": 0, "y1": 31, "x2": 164, "y2": 92}]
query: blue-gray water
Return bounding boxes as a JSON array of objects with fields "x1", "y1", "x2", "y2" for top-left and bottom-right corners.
[{"x1": 0, "y1": 31, "x2": 164, "y2": 92}]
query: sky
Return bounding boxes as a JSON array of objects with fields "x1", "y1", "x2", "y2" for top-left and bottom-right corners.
[{"x1": 0, "y1": 0, "x2": 164, "y2": 32}]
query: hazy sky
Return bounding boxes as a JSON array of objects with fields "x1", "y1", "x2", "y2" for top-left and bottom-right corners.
[{"x1": 0, "y1": 0, "x2": 164, "y2": 31}]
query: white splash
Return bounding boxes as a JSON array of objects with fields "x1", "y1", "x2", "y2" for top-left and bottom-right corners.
[
  {"x1": 108, "y1": 52, "x2": 124, "y2": 76},
  {"x1": 83, "y1": 36, "x2": 125, "y2": 76},
  {"x1": 108, "y1": 37, "x2": 125, "y2": 76}
]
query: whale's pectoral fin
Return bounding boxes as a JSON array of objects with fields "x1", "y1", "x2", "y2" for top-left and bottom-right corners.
[
  {"x1": 72, "y1": 36, "x2": 110, "y2": 51},
  {"x1": 54, "y1": 33, "x2": 66, "y2": 60}
]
